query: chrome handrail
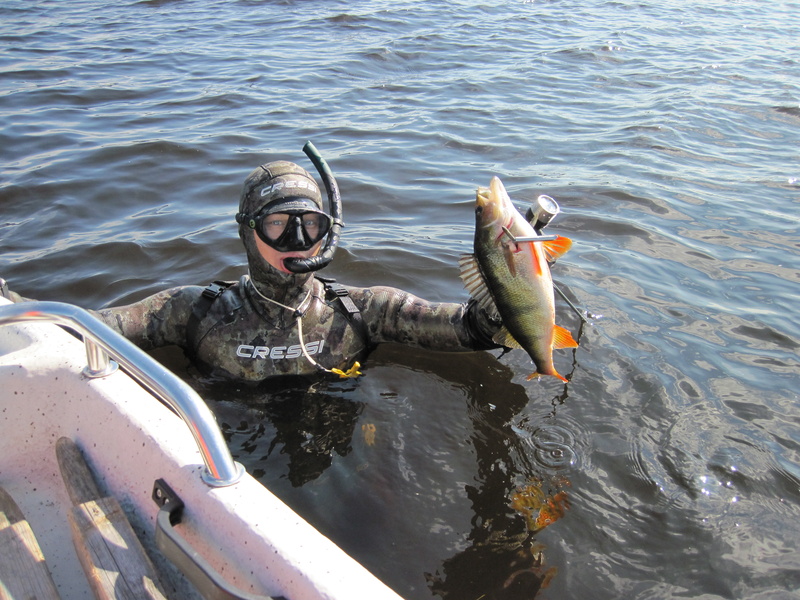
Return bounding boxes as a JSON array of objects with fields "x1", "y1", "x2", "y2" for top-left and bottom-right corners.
[{"x1": 0, "y1": 301, "x2": 244, "y2": 487}]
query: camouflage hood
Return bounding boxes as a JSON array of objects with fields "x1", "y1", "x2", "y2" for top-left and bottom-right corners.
[{"x1": 237, "y1": 161, "x2": 325, "y2": 305}]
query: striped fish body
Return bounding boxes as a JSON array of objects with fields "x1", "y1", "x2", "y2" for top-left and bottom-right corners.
[{"x1": 460, "y1": 176, "x2": 576, "y2": 382}]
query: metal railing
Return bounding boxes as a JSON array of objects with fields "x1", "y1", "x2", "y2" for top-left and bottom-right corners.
[{"x1": 0, "y1": 300, "x2": 244, "y2": 487}]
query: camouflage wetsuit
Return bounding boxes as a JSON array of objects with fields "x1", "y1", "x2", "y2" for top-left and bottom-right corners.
[{"x1": 94, "y1": 270, "x2": 498, "y2": 381}]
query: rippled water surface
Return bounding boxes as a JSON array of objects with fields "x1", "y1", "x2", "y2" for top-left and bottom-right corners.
[{"x1": 2, "y1": 1, "x2": 799, "y2": 598}]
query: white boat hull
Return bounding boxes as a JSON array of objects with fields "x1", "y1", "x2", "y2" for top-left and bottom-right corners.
[{"x1": 0, "y1": 297, "x2": 403, "y2": 599}]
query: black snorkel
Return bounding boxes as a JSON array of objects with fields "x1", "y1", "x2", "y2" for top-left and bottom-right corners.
[{"x1": 283, "y1": 141, "x2": 343, "y2": 274}]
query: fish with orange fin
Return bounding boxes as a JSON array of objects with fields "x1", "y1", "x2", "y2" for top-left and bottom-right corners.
[
  {"x1": 460, "y1": 176, "x2": 578, "y2": 382},
  {"x1": 510, "y1": 478, "x2": 571, "y2": 533}
]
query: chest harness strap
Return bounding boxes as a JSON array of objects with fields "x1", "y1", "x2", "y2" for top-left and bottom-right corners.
[
  {"x1": 186, "y1": 277, "x2": 368, "y2": 378},
  {"x1": 186, "y1": 281, "x2": 233, "y2": 360},
  {"x1": 315, "y1": 276, "x2": 370, "y2": 346}
]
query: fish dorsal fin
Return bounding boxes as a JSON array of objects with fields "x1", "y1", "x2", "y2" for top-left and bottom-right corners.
[
  {"x1": 492, "y1": 326, "x2": 522, "y2": 349},
  {"x1": 459, "y1": 254, "x2": 501, "y2": 321},
  {"x1": 553, "y1": 324, "x2": 579, "y2": 349},
  {"x1": 543, "y1": 236, "x2": 573, "y2": 263}
]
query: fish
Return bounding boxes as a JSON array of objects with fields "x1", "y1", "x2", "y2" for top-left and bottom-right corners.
[
  {"x1": 510, "y1": 480, "x2": 571, "y2": 533},
  {"x1": 459, "y1": 176, "x2": 578, "y2": 382}
]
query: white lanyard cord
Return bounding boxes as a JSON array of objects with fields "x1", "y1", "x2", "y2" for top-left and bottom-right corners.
[
  {"x1": 246, "y1": 274, "x2": 361, "y2": 378},
  {"x1": 247, "y1": 274, "x2": 326, "y2": 372}
]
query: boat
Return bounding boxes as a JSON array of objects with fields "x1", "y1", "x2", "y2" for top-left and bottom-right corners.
[{"x1": 0, "y1": 296, "x2": 403, "y2": 600}]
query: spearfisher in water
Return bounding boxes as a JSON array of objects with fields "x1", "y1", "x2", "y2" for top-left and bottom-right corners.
[{"x1": 3, "y1": 142, "x2": 508, "y2": 382}]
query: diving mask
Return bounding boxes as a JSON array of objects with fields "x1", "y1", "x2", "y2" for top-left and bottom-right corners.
[{"x1": 238, "y1": 202, "x2": 332, "y2": 253}]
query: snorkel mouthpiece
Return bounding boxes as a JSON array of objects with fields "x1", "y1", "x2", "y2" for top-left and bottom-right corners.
[{"x1": 283, "y1": 141, "x2": 343, "y2": 274}]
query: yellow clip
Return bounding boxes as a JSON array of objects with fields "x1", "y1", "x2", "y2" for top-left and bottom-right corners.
[{"x1": 330, "y1": 361, "x2": 362, "y2": 379}]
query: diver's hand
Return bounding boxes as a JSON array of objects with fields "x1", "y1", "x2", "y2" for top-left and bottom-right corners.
[{"x1": 464, "y1": 297, "x2": 503, "y2": 350}]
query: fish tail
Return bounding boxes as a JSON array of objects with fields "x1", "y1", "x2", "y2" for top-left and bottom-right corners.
[{"x1": 526, "y1": 371, "x2": 569, "y2": 383}]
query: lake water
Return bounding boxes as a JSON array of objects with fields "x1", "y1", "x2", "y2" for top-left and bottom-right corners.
[{"x1": 2, "y1": 0, "x2": 799, "y2": 598}]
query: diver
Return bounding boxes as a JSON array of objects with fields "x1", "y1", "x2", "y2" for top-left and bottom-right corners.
[{"x1": 2, "y1": 144, "x2": 501, "y2": 381}]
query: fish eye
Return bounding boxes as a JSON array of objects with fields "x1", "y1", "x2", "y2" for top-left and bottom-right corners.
[{"x1": 475, "y1": 206, "x2": 483, "y2": 215}]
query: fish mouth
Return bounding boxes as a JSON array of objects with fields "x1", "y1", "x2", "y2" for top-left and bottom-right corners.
[
  {"x1": 475, "y1": 176, "x2": 507, "y2": 221},
  {"x1": 476, "y1": 185, "x2": 491, "y2": 207}
]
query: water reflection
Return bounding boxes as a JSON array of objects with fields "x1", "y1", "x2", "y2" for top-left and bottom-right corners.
[
  {"x1": 419, "y1": 350, "x2": 575, "y2": 600},
  {"x1": 188, "y1": 343, "x2": 582, "y2": 600},
  {"x1": 199, "y1": 375, "x2": 364, "y2": 487}
]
